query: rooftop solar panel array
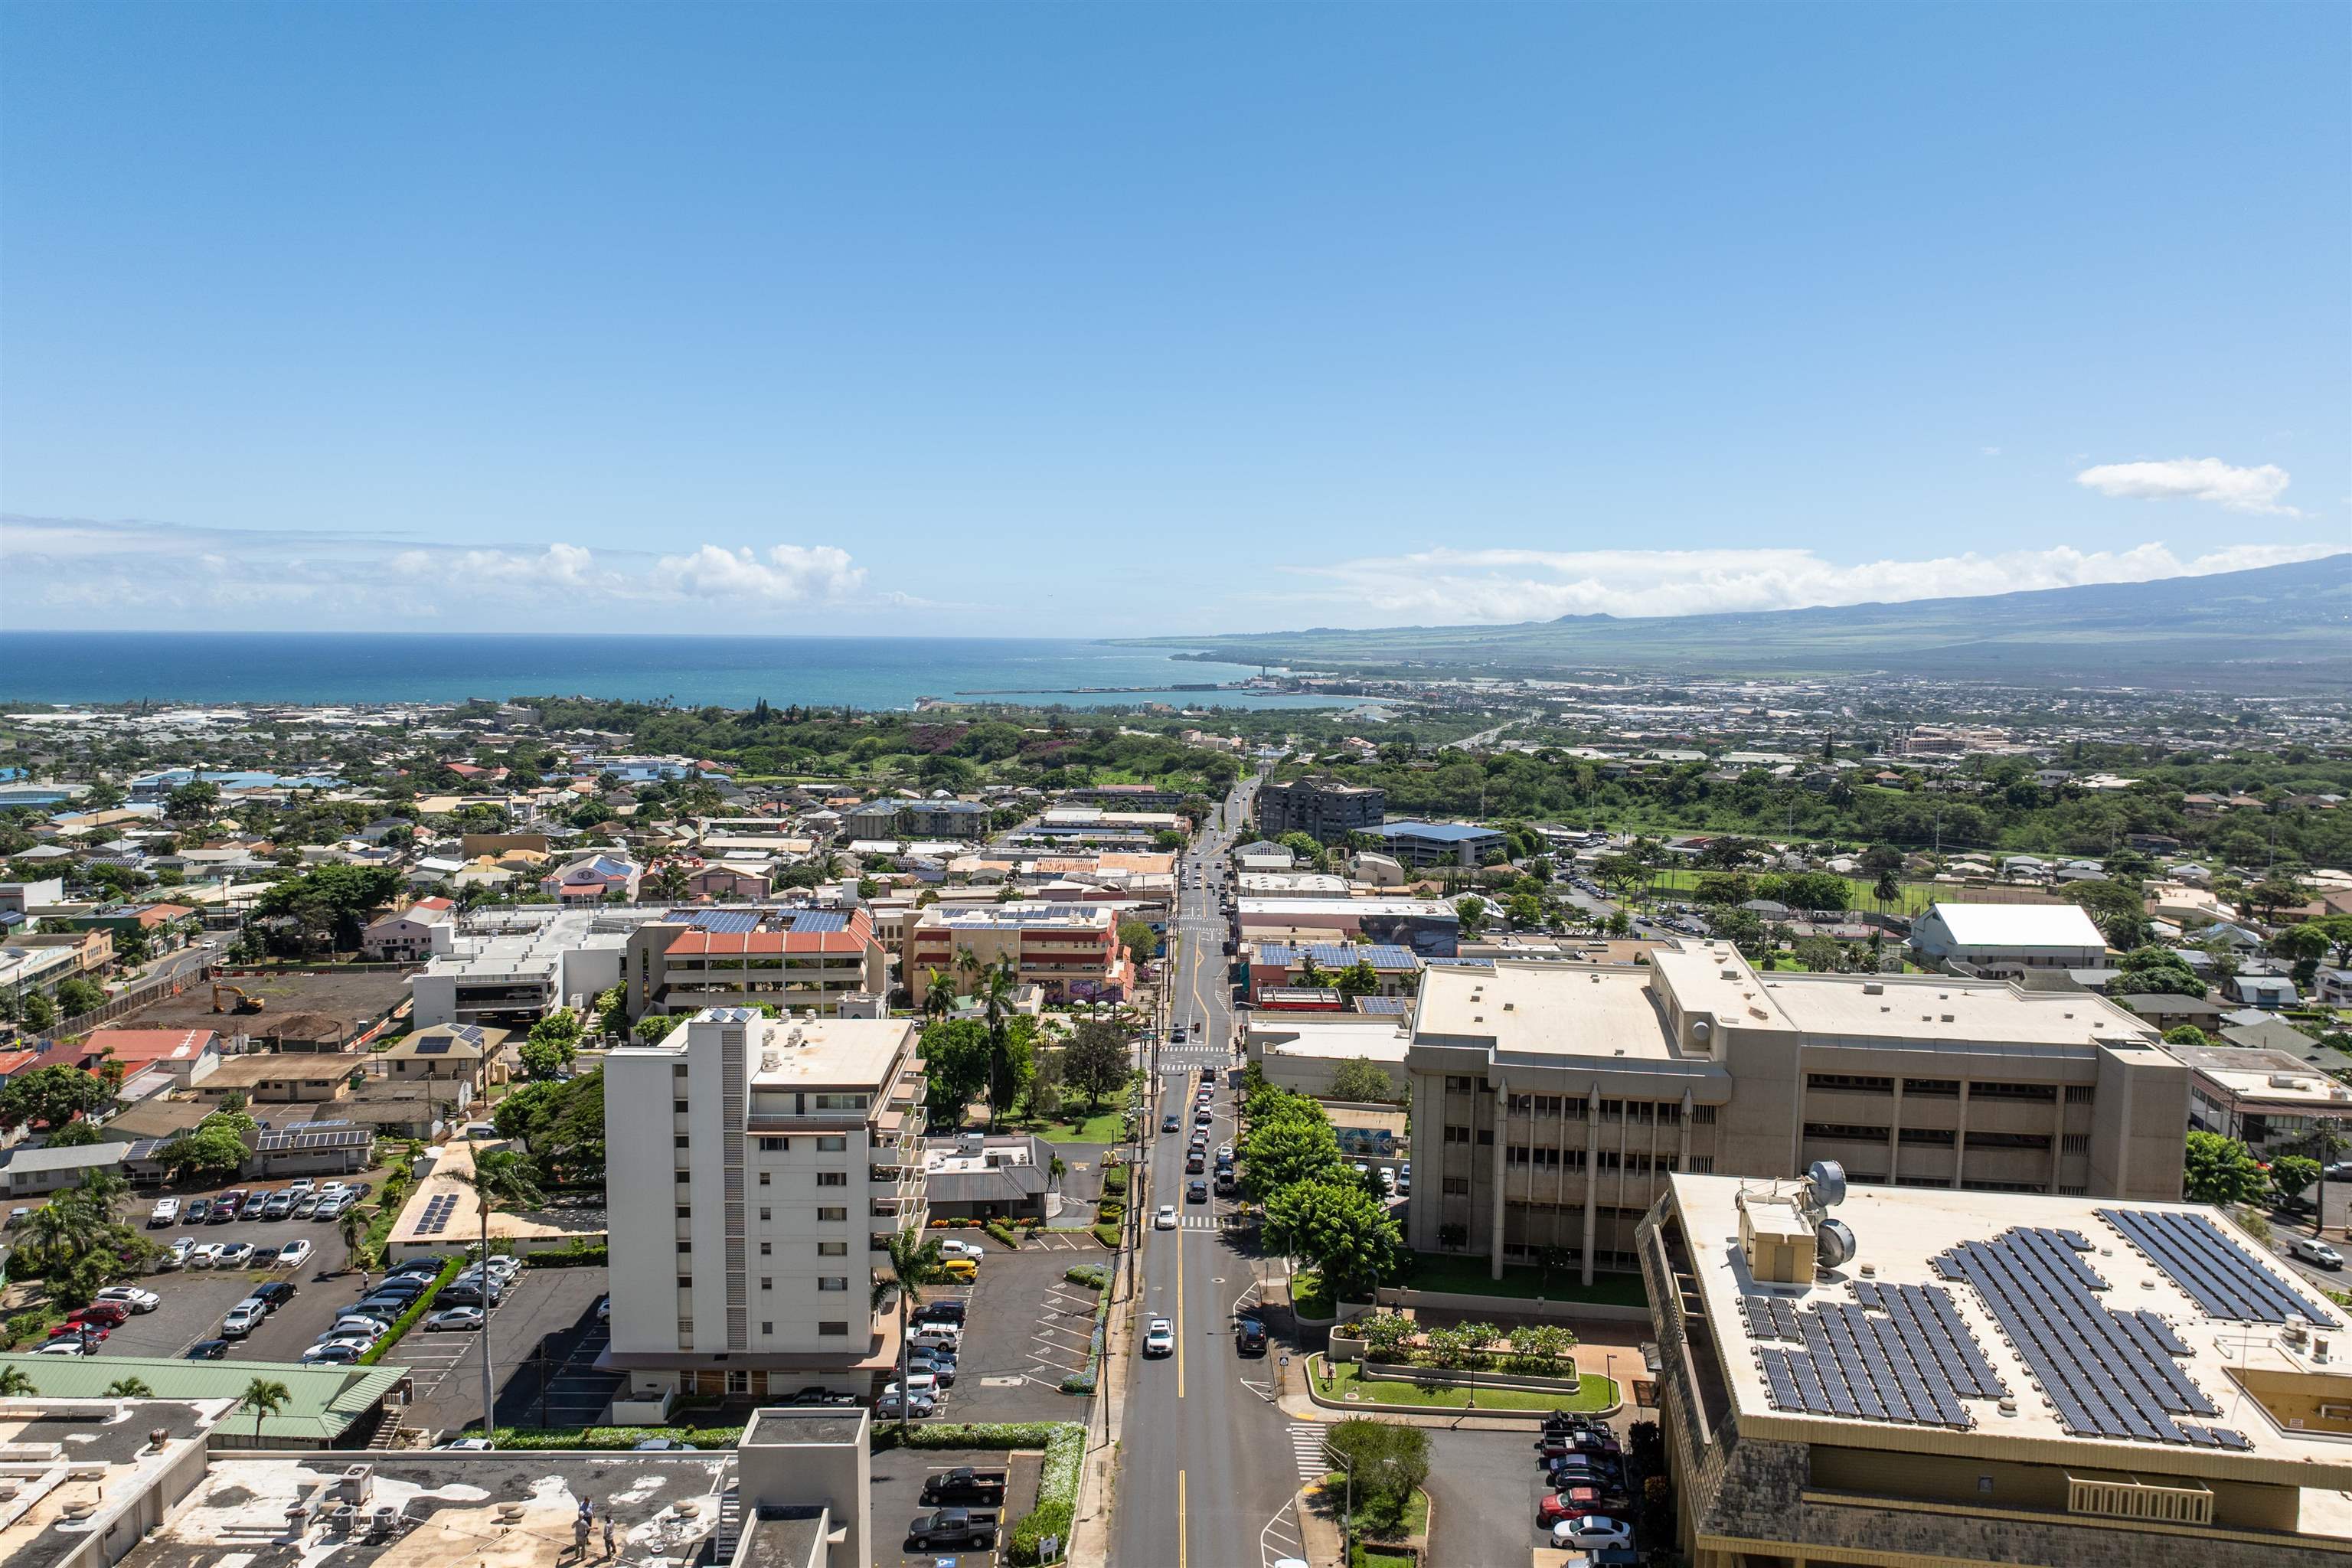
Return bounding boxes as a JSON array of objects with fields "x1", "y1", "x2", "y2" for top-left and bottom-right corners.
[
  {"x1": 414, "y1": 1193, "x2": 461, "y2": 1236},
  {"x1": 779, "y1": 910, "x2": 851, "y2": 933},
  {"x1": 2097, "y1": 1207, "x2": 2337, "y2": 1327},
  {"x1": 254, "y1": 1125, "x2": 371, "y2": 1152},
  {"x1": 1933, "y1": 1226, "x2": 2243, "y2": 1446},
  {"x1": 1742, "y1": 1282, "x2": 2005, "y2": 1429},
  {"x1": 1259, "y1": 942, "x2": 1420, "y2": 969},
  {"x1": 681, "y1": 909, "x2": 762, "y2": 934}
]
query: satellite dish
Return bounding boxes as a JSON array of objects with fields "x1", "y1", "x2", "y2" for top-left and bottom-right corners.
[
  {"x1": 1806, "y1": 1160, "x2": 1847, "y2": 1209},
  {"x1": 1815, "y1": 1217, "x2": 1857, "y2": 1270}
]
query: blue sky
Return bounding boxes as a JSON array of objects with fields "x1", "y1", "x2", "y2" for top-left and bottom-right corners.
[{"x1": 3, "y1": 2, "x2": 2345, "y2": 634}]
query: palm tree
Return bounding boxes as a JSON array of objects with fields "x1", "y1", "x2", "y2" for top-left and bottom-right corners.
[
  {"x1": 338, "y1": 1205, "x2": 368, "y2": 1276},
  {"x1": 104, "y1": 1377, "x2": 153, "y2": 1399},
  {"x1": 239, "y1": 1377, "x2": 290, "y2": 1440},
  {"x1": 0, "y1": 1367, "x2": 35, "y2": 1397},
  {"x1": 1872, "y1": 871, "x2": 1902, "y2": 916},
  {"x1": 921, "y1": 968, "x2": 953, "y2": 1021},
  {"x1": 466, "y1": 1145, "x2": 544, "y2": 1444},
  {"x1": 978, "y1": 959, "x2": 1023, "y2": 1130},
  {"x1": 874, "y1": 1228, "x2": 949, "y2": 1438}
]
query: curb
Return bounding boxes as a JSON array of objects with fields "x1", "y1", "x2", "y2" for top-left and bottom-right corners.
[{"x1": 1289, "y1": 1356, "x2": 1625, "y2": 1428}]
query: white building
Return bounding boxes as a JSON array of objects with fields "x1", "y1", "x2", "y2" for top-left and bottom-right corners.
[
  {"x1": 1908, "y1": 900, "x2": 2108, "y2": 978},
  {"x1": 406, "y1": 906, "x2": 630, "y2": 1027},
  {"x1": 602, "y1": 1008, "x2": 929, "y2": 1400}
]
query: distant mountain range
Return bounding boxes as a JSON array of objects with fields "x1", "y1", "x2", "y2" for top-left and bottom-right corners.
[{"x1": 1132, "y1": 554, "x2": 2352, "y2": 691}]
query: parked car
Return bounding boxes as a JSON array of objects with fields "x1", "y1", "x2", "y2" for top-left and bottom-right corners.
[
  {"x1": 904, "y1": 1509, "x2": 998, "y2": 1550},
  {"x1": 51, "y1": 1321, "x2": 109, "y2": 1343},
  {"x1": 920, "y1": 1467, "x2": 1008, "y2": 1507},
  {"x1": 95, "y1": 1285, "x2": 162, "y2": 1314},
  {"x1": 277, "y1": 1239, "x2": 313, "y2": 1269},
  {"x1": 1143, "y1": 1318, "x2": 1175, "y2": 1357},
  {"x1": 73, "y1": 1301, "x2": 132, "y2": 1327},
  {"x1": 916, "y1": 1299, "x2": 966, "y2": 1324},
  {"x1": 632, "y1": 1437, "x2": 699, "y2": 1451},
  {"x1": 185, "y1": 1339, "x2": 230, "y2": 1360},
  {"x1": 300, "y1": 1343, "x2": 363, "y2": 1365},
  {"x1": 157, "y1": 1236, "x2": 194, "y2": 1270},
  {"x1": 261, "y1": 1191, "x2": 295, "y2": 1220},
  {"x1": 253, "y1": 1281, "x2": 298, "y2": 1311},
  {"x1": 214, "y1": 1243, "x2": 255, "y2": 1269},
  {"x1": 148, "y1": 1197, "x2": 181, "y2": 1228},
  {"x1": 33, "y1": 1339, "x2": 95, "y2": 1357},
  {"x1": 184, "y1": 1198, "x2": 213, "y2": 1224},
  {"x1": 426, "y1": 1307, "x2": 487, "y2": 1332},
  {"x1": 1553, "y1": 1516, "x2": 1633, "y2": 1550},
  {"x1": 292, "y1": 1194, "x2": 324, "y2": 1218},
  {"x1": 320, "y1": 1320, "x2": 388, "y2": 1344},
  {"x1": 220, "y1": 1302, "x2": 268, "y2": 1338},
  {"x1": 939, "y1": 1239, "x2": 985, "y2": 1261},
  {"x1": 597, "y1": 1295, "x2": 610, "y2": 1323},
  {"x1": 1235, "y1": 1317, "x2": 1268, "y2": 1355},
  {"x1": 939, "y1": 1258, "x2": 978, "y2": 1282},
  {"x1": 875, "y1": 1390, "x2": 936, "y2": 1419}
]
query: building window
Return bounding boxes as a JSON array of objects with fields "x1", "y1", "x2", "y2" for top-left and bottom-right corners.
[
  {"x1": 672, "y1": 1063, "x2": 688, "y2": 1078},
  {"x1": 1445, "y1": 1075, "x2": 1475, "y2": 1093},
  {"x1": 673, "y1": 1099, "x2": 689, "y2": 1114},
  {"x1": 673, "y1": 1135, "x2": 690, "y2": 1150},
  {"x1": 676, "y1": 1241, "x2": 691, "y2": 1253},
  {"x1": 1903, "y1": 1078, "x2": 1961, "y2": 1098},
  {"x1": 1441, "y1": 1178, "x2": 1470, "y2": 1196},
  {"x1": 676, "y1": 1274, "x2": 692, "y2": 1289},
  {"x1": 818, "y1": 1321, "x2": 849, "y2": 1337},
  {"x1": 1475, "y1": 1129, "x2": 1493, "y2": 1145},
  {"x1": 761, "y1": 1322, "x2": 773, "y2": 1336},
  {"x1": 675, "y1": 1205, "x2": 691, "y2": 1220},
  {"x1": 2064, "y1": 1086, "x2": 2096, "y2": 1105},
  {"x1": 759, "y1": 1137, "x2": 787, "y2": 1152},
  {"x1": 1807, "y1": 1073, "x2": 1893, "y2": 1094},
  {"x1": 818, "y1": 1241, "x2": 846, "y2": 1256},
  {"x1": 1804, "y1": 1122, "x2": 1891, "y2": 1144},
  {"x1": 1690, "y1": 1105, "x2": 1716, "y2": 1125},
  {"x1": 1972, "y1": 1082, "x2": 2058, "y2": 1103},
  {"x1": 816, "y1": 1171, "x2": 847, "y2": 1187},
  {"x1": 760, "y1": 1241, "x2": 772, "y2": 1256},
  {"x1": 1688, "y1": 1156, "x2": 1715, "y2": 1174},
  {"x1": 1442, "y1": 1125, "x2": 1471, "y2": 1145},
  {"x1": 758, "y1": 1171, "x2": 771, "y2": 1186},
  {"x1": 2062, "y1": 1133, "x2": 2091, "y2": 1155},
  {"x1": 1897, "y1": 1127, "x2": 1956, "y2": 1148},
  {"x1": 818, "y1": 1207, "x2": 846, "y2": 1222},
  {"x1": 759, "y1": 1207, "x2": 770, "y2": 1222},
  {"x1": 1964, "y1": 1131, "x2": 2053, "y2": 1153},
  {"x1": 761, "y1": 1276, "x2": 773, "y2": 1290},
  {"x1": 818, "y1": 1276, "x2": 848, "y2": 1292}
]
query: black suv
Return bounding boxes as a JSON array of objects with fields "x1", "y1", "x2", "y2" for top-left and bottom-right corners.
[
  {"x1": 253, "y1": 1282, "x2": 298, "y2": 1312},
  {"x1": 1187, "y1": 1179, "x2": 1208, "y2": 1204},
  {"x1": 1234, "y1": 1317, "x2": 1268, "y2": 1356}
]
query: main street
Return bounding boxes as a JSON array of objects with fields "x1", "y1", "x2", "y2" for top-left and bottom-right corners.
[{"x1": 1111, "y1": 771, "x2": 1308, "y2": 1568}]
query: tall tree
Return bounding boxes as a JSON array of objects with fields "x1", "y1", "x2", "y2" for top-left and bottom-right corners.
[
  {"x1": 2182, "y1": 1132, "x2": 2266, "y2": 1207},
  {"x1": 466, "y1": 1147, "x2": 545, "y2": 1442},
  {"x1": 239, "y1": 1377, "x2": 291, "y2": 1441},
  {"x1": 875, "y1": 1229, "x2": 949, "y2": 1437},
  {"x1": 1060, "y1": 1020, "x2": 1131, "y2": 1116}
]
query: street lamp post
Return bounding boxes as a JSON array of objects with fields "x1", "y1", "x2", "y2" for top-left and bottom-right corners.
[{"x1": 1321, "y1": 1438, "x2": 1355, "y2": 1566}]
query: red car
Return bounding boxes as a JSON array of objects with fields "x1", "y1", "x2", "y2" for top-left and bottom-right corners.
[
  {"x1": 1538, "y1": 1487, "x2": 1620, "y2": 1527},
  {"x1": 67, "y1": 1302, "x2": 132, "y2": 1327},
  {"x1": 50, "y1": 1321, "x2": 109, "y2": 1342}
]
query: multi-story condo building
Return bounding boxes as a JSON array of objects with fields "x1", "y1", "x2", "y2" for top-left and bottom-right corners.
[
  {"x1": 624, "y1": 908, "x2": 888, "y2": 1019},
  {"x1": 603, "y1": 1008, "x2": 928, "y2": 1400},
  {"x1": 1256, "y1": 776, "x2": 1385, "y2": 844},
  {"x1": 1406, "y1": 947, "x2": 2187, "y2": 1287},
  {"x1": 903, "y1": 903, "x2": 1132, "y2": 1007},
  {"x1": 1638, "y1": 1173, "x2": 2352, "y2": 1566}
]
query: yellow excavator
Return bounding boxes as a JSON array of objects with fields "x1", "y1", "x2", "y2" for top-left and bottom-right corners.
[{"x1": 211, "y1": 982, "x2": 265, "y2": 1014}]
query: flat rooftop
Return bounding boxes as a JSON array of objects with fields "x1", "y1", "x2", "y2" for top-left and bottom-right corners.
[
  {"x1": 1247, "y1": 1015, "x2": 1411, "y2": 1063},
  {"x1": 2173, "y1": 1042, "x2": 2352, "y2": 1109},
  {"x1": 116, "y1": 1451, "x2": 733, "y2": 1568},
  {"x1": 1759, "y1": 969, "x2": 2158, "y2": 1050},
  {"x1": 1666, "y1": 1173, "x2": 2352, "y2": 1499},
  {"x1": 1414, "y1": 960, "x2": 1685, "y2": 1061}
]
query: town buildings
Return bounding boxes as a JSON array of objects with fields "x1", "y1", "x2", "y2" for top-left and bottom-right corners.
[
  {"x1": 1638, "y1": 1173, "x2": 2352, "y2": 1566},
  {"x1": 623, "y1": 908, "x2": 888, "y2": 1018},
  {"x1": 1405, "y1": 949, "x2": 2187, "y2": 1285},
  {"x1": 1255, "y1": 776, "x2": 1385, "y2": 844},
  {"x1": 603, "y1": 1008, "x2": 928, "y2": 1400},
  {"x1": 1367, "y1": 819, "x2": 1508, "y2": 868},
  {"x1": 903, "y1": 903, "x2": 1131, "y2": 1006}
]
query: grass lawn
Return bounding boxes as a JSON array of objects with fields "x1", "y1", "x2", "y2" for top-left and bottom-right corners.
[
  {"x1": 1323, "y1": 1479, "x2": 1429, "y2": 1547},
  {"x1": 1396, "y1": 1250, "x2": 1649, "y2": 1308},
  {"x1": 1292, "y1": 1268, "x2": 1336, "y2": 1320},
  {"x1": 1645, "y1": 867, "x2": 1936, "y2": 915},
  {"x1": 1012, "y1": 1106, "x2": 1132, "y2": 1145},
  {"x1": 1316, "y1": 1360, "x2": 1618, "y2": 1413}
]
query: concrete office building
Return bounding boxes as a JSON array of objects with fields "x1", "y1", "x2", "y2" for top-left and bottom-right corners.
[
  {"x1": 1638, "y1": 1174, "x2": 2352, "y2": 1566},
  {"x1": 1368, "y1": 819, "x2": 1508, "y2": 869},
  {"x1": 407, "y1": 906, "x2": 629, "y2": 1027},
  {"x1": 1406, "y1": 948, "x2": 2187, "y2": 1286},
  {"x1": 1256, "y1": 777, "x2": 1386, "y2": 844},
  {"x1": 603, "y1": 1008, "x2": 928, "y2": 1400}
]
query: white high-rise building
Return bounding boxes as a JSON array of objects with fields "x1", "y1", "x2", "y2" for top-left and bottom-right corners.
[{"x1": 603, "y1": 1007, "x2": 929, "y2": 1400}]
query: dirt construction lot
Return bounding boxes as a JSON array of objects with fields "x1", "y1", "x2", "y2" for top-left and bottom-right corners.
[{"x1": 115, "y1": 965, "x2": 410, "y2": 1044}]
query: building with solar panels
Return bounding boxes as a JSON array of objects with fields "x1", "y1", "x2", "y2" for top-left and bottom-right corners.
[
  {"x1": 903, "y1": 902, "x2": 1132, "y2": 1007},
  {"x1": 603, "y1": 1008, "x2": 928, "y2": 1400},
  {"x1": 1404, "y1": 943, "x2": 2190, "y2": 1290},
  {"x1": 1247, "y1": 940, "x2": 1423, "y2": 1000},
  {"x1": 623, "y1": 907, "x2": 888, "y2": 1020},
  {"x1": 1639, "y1": 1171, "x2": 2352, "y2": 1566}
]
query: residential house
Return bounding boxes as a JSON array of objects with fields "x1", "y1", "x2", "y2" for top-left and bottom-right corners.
[
  {"x1": 541, "y1": 854, "x2": 641, "y2": 903},
  {"x1": 2227, "y1": 974, "x2": 2300, "y2": 1010},
  {"x1": 378, "y1": 1022, "x2": 508, "y2": 1104},
  {"x1": 361, "y1": 896, "x2": 456, "y2": 961},
  {"x1": 190, "y1": 1052, "x2": 356, "y2": 1105}
]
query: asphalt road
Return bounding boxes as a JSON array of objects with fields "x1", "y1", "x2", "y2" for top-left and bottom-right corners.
[{"x1": 1112, "y1": 776, "x2": 1305, "y2": 1568}]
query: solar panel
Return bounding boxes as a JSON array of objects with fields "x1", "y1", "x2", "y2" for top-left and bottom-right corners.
[
  {"x1": 413, "y1": 1037, "x2": 452, "y2": 1054},
  {"x1": 2097, "y1": 1207, "x2": 2337, "y2": 1327},
  {"x1": 1745, "y1": 1285, "x2": 1999, "y2": 1429},
  {"x1": 684, "y1": 910, "x2": 762, "y2": 934},
  {"x1": 1935, "y1": 1226, "x2": 2221, "y2": 1445},
  {"x1": 781, "y1": 910, "x2": 850, "y2": 934}
]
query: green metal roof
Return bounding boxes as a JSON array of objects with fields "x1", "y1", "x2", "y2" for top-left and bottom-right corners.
[{"x1": 0, "y1": 1352, "x2": 407, "y2": 1442}]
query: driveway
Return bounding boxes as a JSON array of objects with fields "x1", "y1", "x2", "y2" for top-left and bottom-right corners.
[{"x1": 871, "y1": 1444, "x2": 1043, "y2": 1568}]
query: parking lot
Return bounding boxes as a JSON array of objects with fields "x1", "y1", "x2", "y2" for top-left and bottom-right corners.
[
  {"x1": 923, "y1": 1240, "x2": 1103, "y2": 1425},
  {"x1": 871, "y1": 1443, "x2": 1043, "y2": 1568},
  {"x1": 404, "y1": 1263, "x2": 611, "y2": 1434}
]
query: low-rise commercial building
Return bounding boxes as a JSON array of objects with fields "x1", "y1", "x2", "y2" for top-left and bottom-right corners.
[
  {"x1": 1406, "y1": 947, "x2": 2187, "y2": 1286},
  {"x1": 1246, "y1": 940, "x2": 1422, "y2": 1000},
  {"x1": 1234, "y1": 897, "x2": 1462, "y2": 957},
  {"x1": 1910, "y1": 900, "x2": 2109, "y2": 978},
  {"x1": 603, "y1": 1009, "x2": 928, "y2": 1400},
  {"x1": 1638, "y1": 1173, "x2": 2352, "y2": 1566},
  {"x1": 407, "y1": 906, "x2": 630, "y2": 1027},
  {"x1": 2179, "y1": 1040, "x2": 2352, "y2": 1155},
  {"x1": 625, "y1": 908, "x2": 887, "y2": 1019},
  {"x1": 904, "y1": 903, "x2": 1131, "y2": 1006},
  {"x1": 1368, "y1": 819, "x2": 1507, "y2": 868}
]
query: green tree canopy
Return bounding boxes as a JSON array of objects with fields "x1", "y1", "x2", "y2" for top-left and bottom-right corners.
[
  {"x1": 253, "y1": 864, "x2": 402, "y2": 951},
  {"x1": 1262, "y1": 1178, "x2": 1402, "y2": 1302},
  {"x1": 1060, "y1": 1019, "x2": 1131, "y2": 1116},
  {"x1": 1327, "y1": 1057, "x2": 1399, "y2": 1105},
  {"x1": 2270, "y1": 1155, "x2": 2321, "y2": 1207},
  {"x1": 0, "y1": 1065, "x2": 116, "y2": 1132},
  {"x1": 2182, "y1": 1131, "x2": 2267, "y2": 1207},
  {"x1": 920, "y1": 1018, "x2": 991, "y2": 1120}
]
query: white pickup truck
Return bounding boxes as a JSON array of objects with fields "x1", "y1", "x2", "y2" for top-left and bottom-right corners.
[{"x1": 149, "y1": 1197, "x2": 181, "y2": 1228}]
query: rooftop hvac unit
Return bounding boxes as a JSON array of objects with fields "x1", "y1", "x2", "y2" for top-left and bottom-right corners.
[
  {"x1": 1806, "y1": 1161, "x2": 1848, "y2": 1209},
  {"x1": 1815, "y1": 1217, "x2": 1857, "y2": 1271}
]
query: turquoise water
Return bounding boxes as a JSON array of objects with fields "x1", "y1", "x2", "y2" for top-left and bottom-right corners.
[{"x1": 0, "y1": 632, "x2": 1335, "y2": 712}]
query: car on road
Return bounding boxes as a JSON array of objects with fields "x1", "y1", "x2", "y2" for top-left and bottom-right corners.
[
  {"x1": 1170, "y1": 1026, "x2": 1186, "y2": 1043},
  {"x1": 220, "y1": 1301, "x2": 268, "y2": 1338},
  {"x1": 96, "y1": 1285, "x2": 162, "y2": 1314},
  {"x1": 1155, "y1": 1204, "x2": 1177, "y2": 1230},
  {"x1": 185, "y1": 1339, "x2": 230, "y2": 1360},
  {"x1": 1234, "y1": 1317, "x2": 1267, "y2": 1355},
  {"x1": 2290, "y1": 1236, "x2": 2344, "y2": 1269},
  {"x1": 1552, "y1": 1516, "x2": 1633, "y2": 1550},
  {"x1": 1142, "y1": 1318, "x2": 1174, "y2": 1357},
  {"x1": 939, "y1": 1239, "x2": 985, "y2": 1261},
  {"x1": 148, "y1": 1197, "x2": 181, "y2": 1228},
  {"x1": 426, "y1": 1306, "x2": 487, "y2": 1332},
  {"x1": 277, "y1": 1239, "x2": 313, "y2": 1269},
  {"x1": 1187, "y1": 1179, "x2": 1208, "y2": 1204}
]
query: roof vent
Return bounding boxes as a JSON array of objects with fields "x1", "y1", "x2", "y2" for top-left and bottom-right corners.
[
  {"x1": 1998, "y1": 1396, "x2": 2018, "y2": 1416},
  {"x1": 1941, "y1": 1014, "x2": 1955, "y2": 1024},
  {"x1": 1861, "y1": 982, "x2": 1883, "y2": 995},
  {"x1": 760, "y1": 1050, "x2": 779, "y2": 1073}
]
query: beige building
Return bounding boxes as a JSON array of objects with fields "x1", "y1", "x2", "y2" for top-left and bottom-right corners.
[
  {"x1": 1406, "y1": 947, "x2": 2187, "y2": 1286},
  {"x1": 624, "y1": 909, "x2": 887, "y2": 1020},
  {"x1": 2177, "y1": 1040, "x2": 2352, "y2": 1155},
  {"x1": 1639, "y1": 1173, "x2": 2352, "y2": 1566},
  {"x1": 603, "y1": 1008, "x2": 928, "y2": 1400}
]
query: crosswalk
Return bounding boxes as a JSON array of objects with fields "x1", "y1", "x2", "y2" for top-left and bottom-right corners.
[
  {"x1": 1166, "y1": 1214, "x2": 1220, "y2": 1230},
  {"x1": 1285, "y1": 1423, "x2": 1331, "y2": 1483}
]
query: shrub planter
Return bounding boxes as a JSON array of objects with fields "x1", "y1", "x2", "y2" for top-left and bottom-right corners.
[{"x1": 1358, "y1": 1357, "x2": 1582, "y2": 1393}]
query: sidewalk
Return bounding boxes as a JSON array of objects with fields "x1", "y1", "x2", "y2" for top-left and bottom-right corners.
[{"x1": 1065, "y1": 1238, "x2": 1137, "y2": 1565}]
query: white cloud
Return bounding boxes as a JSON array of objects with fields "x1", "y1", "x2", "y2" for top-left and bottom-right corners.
[
  {"x1": 1283, "y1": 541, "x2": 2343, "y2": 626},
  {"x1": 2, "y1": 514, "x2": 882, "y2": 626},
  {"x1": 650, "y1": 544, "x2": 865, "y2": 603},
  {"x1": 2074, "y1": 457, "x2": 2300, "y2": 515}
]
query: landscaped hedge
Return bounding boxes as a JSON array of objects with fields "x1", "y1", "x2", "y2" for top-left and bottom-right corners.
[
  {"x1": 359, "y1": 1259, "x2": 462, "y2": 1365},
  {"x1": 489, "y1": 1424, "x2": 748, "y2": 1449},
  {"x1": 1007, "y1": 1422, "x2": 1086, "y2": 1565},
  {"x1": 870, "y1": 1419, "x2": 1076, "y2": 1454},
  {"x1": 1090, "y1": 1223, "x2": 1120, "y2": 1248},
  {"x1": 1056, "y1": 1263, "x2": 1113, "y2": 1395},
  {"x1": 1099, "y1": 1166, "x2": 1129, "y2": 1197},
  {"x1": 521, "y1": 1243, "x2": 609, "y2": 1269},
  {"x1": 985, "y1": 1220, "x2": 1024, "y2": 1250}
]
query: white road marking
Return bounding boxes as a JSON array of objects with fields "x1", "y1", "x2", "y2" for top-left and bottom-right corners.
[{"x1": 1285, "y1": 1423, "x2": 1329, "y2": 1481}]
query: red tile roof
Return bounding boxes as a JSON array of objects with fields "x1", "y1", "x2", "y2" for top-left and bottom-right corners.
[{"x1": 79, "y1": 1027, "x2": 220, "y2": 1065}]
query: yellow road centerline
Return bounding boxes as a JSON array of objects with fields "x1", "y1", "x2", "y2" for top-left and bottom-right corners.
[
  {"x1": 1178, "y1": 1469, "x2": 1189, "y2": 1568},
  {"x1": 1175, "y1": 1209, "x2": 1187, "y2": 1398}
]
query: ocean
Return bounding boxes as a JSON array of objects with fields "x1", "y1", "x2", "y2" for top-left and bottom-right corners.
[{"x1": 0, "y1": 632, "x2": 1342, "y2": 712}]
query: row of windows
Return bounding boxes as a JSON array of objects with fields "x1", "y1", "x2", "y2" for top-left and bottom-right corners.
[
  {"x1": 1802, "y1": 1123, "x2": 2062, "y2": 1155},
  {"x1": 755, "y1": 1135, "x2": 851, "y2": 1152},
  {"x1": 1807, "y1": 1073, "x2": 2084, "y2": 1105},
  {"x1": 1504, "y1": 1147, "x2": 1683, "y2": 1174}
]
